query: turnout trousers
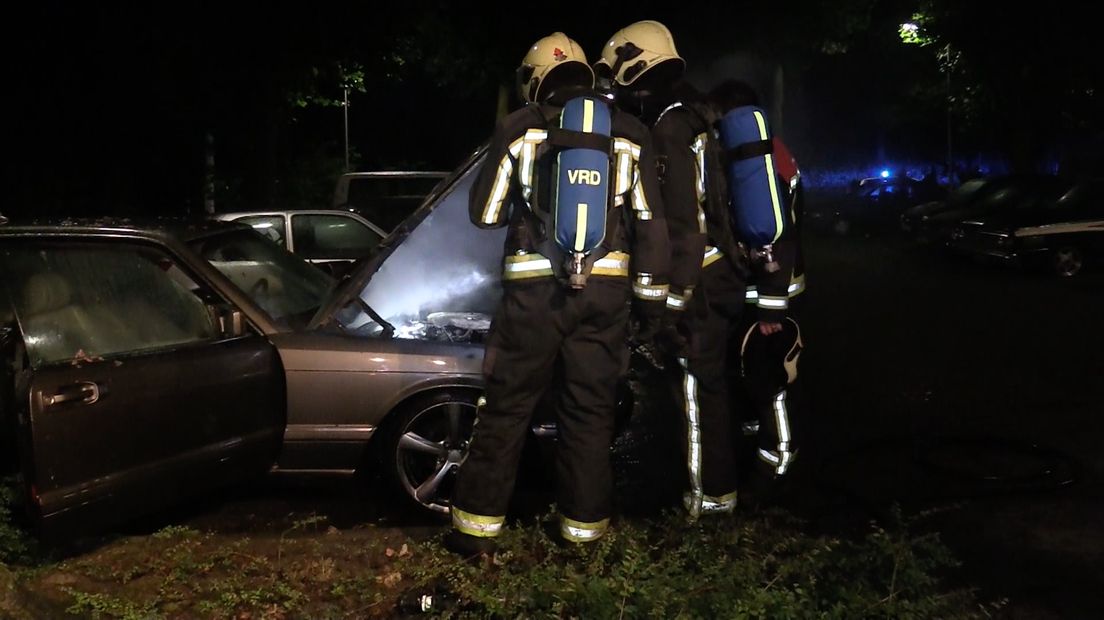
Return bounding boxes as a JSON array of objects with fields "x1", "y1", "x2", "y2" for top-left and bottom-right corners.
[
  {"x1": 451, "y1": 277, "x2": 631, "y2": 543},
  {"x1": 668, "y1": 259, "x2": 747, "y2": 518}
]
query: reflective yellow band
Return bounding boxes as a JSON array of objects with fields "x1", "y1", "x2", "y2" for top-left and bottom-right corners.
[
  {"x1": 574, "y1": 203, "x2": 588, "y2": 251},
  {"x1": 758, "y1": 296, "x2": 788, "y2": 310},
  {"x1": 788, "y1": 274, "x2": 806, "y2": 297},
  {"x1": 503, "y1": 252, "x2": 631, "y2": 280},
  {"x1": 745, "y1": 286, "x2": 759, "y2": 303},
  {"x1": 452, "y1": 508, "x2": 505, "y2": 538},
  {"x1": 591, "y1": 251, "x2": 630, "y2": 277},
  {"x1": 702, "y1": 246, "x2": 724, "y2": 268},
  {"x1": 503, "y1": 253, "x2": 554, "y2": 280},
  {"x1": 667, "y1": 291, "x2": 689, "y2": 310},
  {"x1": 633, "y1": 281, "x2": 668, "y2": 300},
  {"x1": 701, "y1": 491, "x2": 738, "y2": 514},
  {"x1": 753, "y1": 111, "x2": 785, "y2": 244},
  {"x1": 560, "y1": 517, "x2": 609, "y2": 543},
  {"x1": 678, "y1": 357, "x2": 703, "y2": 520},
  {"x1": 612, "y1": 138, "x2": 641, "y2": 159},
  {"x1": 481, "y1": 149, "x2": 517, "y2": 225},
  {"x1": 631, "y1": 181, "x2": 652, "y2": 219}
]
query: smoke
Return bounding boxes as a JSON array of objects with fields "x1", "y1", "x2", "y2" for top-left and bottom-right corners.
[{"x1": 357, "y1": 161, "x2": 506, "y2": 328}]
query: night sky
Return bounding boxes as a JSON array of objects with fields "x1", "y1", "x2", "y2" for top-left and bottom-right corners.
[{"x1": 5, "y1": 1, "x2": 1100, "y2": 218}]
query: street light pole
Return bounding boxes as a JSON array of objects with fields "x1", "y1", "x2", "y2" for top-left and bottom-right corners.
[
  {"x1": 340, "y1": 85, "x2": 348, "y2": 169},
  {"x1": 946, "y1": 68, "x2": 953, "y2": 176}
]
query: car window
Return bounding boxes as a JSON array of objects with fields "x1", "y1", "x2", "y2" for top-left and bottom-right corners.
[
  {"x1": 291, "y1": 214, "x2": 382, "y2": 261},
  {"x1": 0, "y1": 242, "x2": 218, "y2": 367},
  {"x1": 236, "y1": 215, "x2": 287, "y2": 247},
  {"x1": 190, "y1": 229, "x2": 334, "y2": 326},
  {"x1": 346, "y1": 177, "x2": 444, "y2": 231},
  {"x1": 334, "y1": 159, "x2": 505, "y2": 340}
]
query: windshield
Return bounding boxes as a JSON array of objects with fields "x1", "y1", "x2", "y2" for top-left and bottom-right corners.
[
  {"x1": 948, "y1": 179, "x2": 989, "y2": 208},
  {"x1": 189, "y1": 229, "x2": 334, "y2": 326},
  {"x1": 332, "y1": 155, "x2": 506, "y2": 342}
]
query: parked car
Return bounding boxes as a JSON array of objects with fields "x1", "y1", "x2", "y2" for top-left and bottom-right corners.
[
  {"x1": 948, "y1": 179, "x2": 1104, "y2": 276},
  {"x1": 332, "y1": 171, "x2": 449, "y2": 232},
  {"x1": 214, "y1": 209, "x2": 387, "y2": 277},
  {"x1": 830, "y1": 176, "x2": 945, "y2": 234},
  {"x1": 900, "y1": 177, "x2": 998, "y2": 241},
  {"x1": 916, "y1": 175, "x2": 1067, "y2": 245}
]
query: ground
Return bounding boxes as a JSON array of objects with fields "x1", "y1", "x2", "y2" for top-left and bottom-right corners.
[{"x1": 2, "y1": 217, "x2": 1102, "y2": 618}]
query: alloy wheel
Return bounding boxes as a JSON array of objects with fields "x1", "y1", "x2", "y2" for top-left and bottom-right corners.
[{"x1": 394, "y1": 399, "x2": 477, "y2": 513}]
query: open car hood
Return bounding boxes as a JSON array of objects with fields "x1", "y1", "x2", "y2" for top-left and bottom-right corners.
[{"x1": 310, "y1": 148, "x2": 507, "y2": 343}]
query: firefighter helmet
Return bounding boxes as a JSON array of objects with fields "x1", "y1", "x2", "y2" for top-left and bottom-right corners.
[
  {"x1": 517, "y1": 32, "x2": 594, "y2": 104},
  {"x1": 594, "y1": 20, "x2": 685, "y2": 89}
]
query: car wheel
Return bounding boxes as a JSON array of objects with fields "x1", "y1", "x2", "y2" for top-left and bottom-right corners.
[
  {"x1": 1050, "y1": 246, "x2": 1084, "y2": 277},
  {"x1": 383, "y1": 390, "x2": 480, "y2": 514}
]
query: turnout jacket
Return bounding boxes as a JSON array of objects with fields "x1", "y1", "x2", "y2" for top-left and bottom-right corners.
[{"x1": 470, "y1": 100, "x2": 670, "y2": 317}]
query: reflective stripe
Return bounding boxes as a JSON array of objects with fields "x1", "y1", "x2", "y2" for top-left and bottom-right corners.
[
  {"x1": 666, "y1": 292, "x2": 689, "y2": 310},
  {"x1": 702, "y1": 246, "x2": 723, "y2": 267},
  {"x1": 503, "y1": 252, "x2": 629, "y2": 280},
  {"x1": 691, "y1": 133, "x2": 708, "y2": 201},
  {"x1": 613, "y1": 138, "x2": 641, "y2": 159},
  {"x1": 657, "y1": 101, "x2": 683, "y2": 121},
  {"x1": 520, "y1": 141, "x2": 535, "y2": 201},
  {"x1": 696, "y1": 206, "x2": 707, "y2": 233},
  {"x1": 636, "y1": 273, "x2": 654, "y2": 285},
  {"x1": 757, "y1": 296, "x2": 788, "y2": 310},
  {"x1": 616, "y1": 152, "x2": 632, "y2": 200},
  {"x1": 745, "y1": 286, "x2": 759, "y2": 302},
  {"x1": 582, "y1": 98, "x2": 595, "y2": 133},
  {"x1": 480, "y1": 139, "x2": 524, "y2": 225},
  {"x1": 758, "y1": 448, "x2": 780, "y2": 465},
  {"x1": 560, "y1": 517, "x2": 609, "y2": 542},
  {"x1": 574, "y1": 203, "x2": 588, "y2": 251},
  {"x1": 592, "y1": 251, "x2": 630, "y2": 276},
  {"x1": 701, "y1": 491, "x2": 738, "y2": 514},
  {"x1": 773, "y1": 391, "x2": 793, "y2": 475},
  {"x1": 633, "y1": 282, "x2": 668, "y2": 300},
  {"x1": 451, "y1": 508, "x2": 505, "y2": 538},
  {"x1": 678, "y1": 357, "x2": 703, "y2": 520},
  {"x1": 503, "y1": 254, "x2": 554, "y2": 280},
  {"x1": 517, "y1": 129, "x2": 548, "y2": 203},
  {"x1": 788, "y1": 274, "x2": 806, "y2": 297},
  {"x1": 752, "y1": 111, "x2": 784, "y2": 243},
  {"x1": 741, "y1": 420, "x2": 760, "y2": 435},
  {"x1": 631, "y1": 179, "x2": 652, "y2": 220}
]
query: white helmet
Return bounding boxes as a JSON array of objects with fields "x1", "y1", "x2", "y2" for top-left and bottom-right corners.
[
  {"x1": 594, "y1": 20, "x2": 685, "y2": 89},
  {"x1": 517, "y1": 32, "x2": 594, "y2": 103}
]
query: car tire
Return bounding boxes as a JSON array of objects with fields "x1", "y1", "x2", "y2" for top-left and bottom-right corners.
[
  {"x1": 379, "y1": 389, "x2": 481, "y2": 515},
  {"x1": 1050, "y1": 245, "x2": 1084, "y2": 277}
]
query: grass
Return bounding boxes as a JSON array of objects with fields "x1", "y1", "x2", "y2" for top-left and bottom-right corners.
[{"x1": 1, "y1": 474, "x2": 997, "y2": 619}]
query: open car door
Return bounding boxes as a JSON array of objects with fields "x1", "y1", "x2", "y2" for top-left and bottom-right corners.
[{"x1": 0, "y1": 235, "x2": 285, "y2": 538}]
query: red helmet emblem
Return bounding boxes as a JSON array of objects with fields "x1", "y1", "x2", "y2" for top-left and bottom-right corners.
[{"x1": 553, "y1": 48, "x2": 567, "y2": 62}]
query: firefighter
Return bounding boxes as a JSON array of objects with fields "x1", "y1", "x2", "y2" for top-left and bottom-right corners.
[
  {"x1": 447, "y1": 32, "x2": 670, "y2": 555},
  {"x1": 709, "y1": 79, "x2": 806, "y2": 500},
  {"x1": 595, "y1": 21, "x2": 756, "y2": 519}
]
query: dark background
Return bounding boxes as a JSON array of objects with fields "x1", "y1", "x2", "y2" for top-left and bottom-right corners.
[{"x1": 5, "y1": 0, "x2": 1102, "y2": 217}]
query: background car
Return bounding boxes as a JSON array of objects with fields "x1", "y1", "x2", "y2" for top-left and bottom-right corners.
[
  {"x1": 949, "y1": 179, "x2": 1104, "y2": 276},
  {"x1": 332, "y1": 171, "x2": 449, "y2": 231},
  {"x1": 828, "y1": 175, "x2": 945, "y2": 235},
  {"x1": 921, "y1": 175, "x2": 1067, "y2": 245},
  {"x1": 214, "y1": 209, "x2": 387, "y2": 277}
]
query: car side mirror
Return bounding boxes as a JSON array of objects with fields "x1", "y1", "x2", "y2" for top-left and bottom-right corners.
[{"x1": 208, "y1": 304, "x2": 245, "y2": 339}]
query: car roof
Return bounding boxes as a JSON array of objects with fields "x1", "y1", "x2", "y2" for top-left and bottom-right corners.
[
  {"x1": 0, "y1": 216, "x2": 249, "y2": 243},
  {"x1": 340, "y1": 171, "x2": 449, "y2": 179}
]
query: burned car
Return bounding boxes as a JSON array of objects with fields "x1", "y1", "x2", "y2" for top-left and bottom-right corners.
[{"x1": 0, "y1": 152, "x2": 517, "y2": 538}]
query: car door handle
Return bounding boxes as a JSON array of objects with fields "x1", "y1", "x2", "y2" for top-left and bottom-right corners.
[{"x1": 43, "y1": 382, "x2": 102, "y2": 408}]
